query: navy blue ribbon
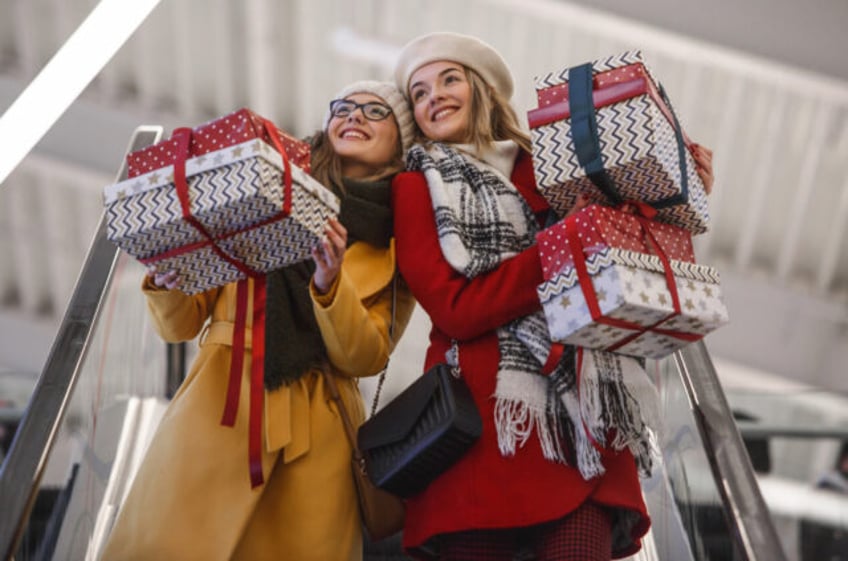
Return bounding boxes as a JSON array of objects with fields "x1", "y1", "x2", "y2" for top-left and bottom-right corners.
[
  {"x1": 569, "y1": 63, "x2": 622, "y2": 205},
  {"x1": 568, "y1": 63, "x2": 690, "y2": 209}
]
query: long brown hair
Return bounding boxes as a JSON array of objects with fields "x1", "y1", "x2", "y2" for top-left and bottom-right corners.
[{"x1": 308, "y1": 126, "x2": 405, "y2": 194}]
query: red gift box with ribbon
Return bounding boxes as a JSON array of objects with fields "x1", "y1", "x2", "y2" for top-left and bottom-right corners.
[
  {"x1": 537, "y1": 203, "x2": 696, "y2": 278},
  {"x1": 127, "y1": 107, "x2": 311, "y2": 176},
  {"x1": 104, "y1": 109, "x2": 339, "y2": 487},
  {"x1": 528, "y1": 51, "x2": 710, "y2": 234},
  {"x1": 104, "y1": 108, "x2": 338, "y2": 295},
  {"x1": 104, "y1": 109, "x2": 339, "y2": 488},
  {"x1": 536, "y1": 204, "x2": 728, "y2": 359}
]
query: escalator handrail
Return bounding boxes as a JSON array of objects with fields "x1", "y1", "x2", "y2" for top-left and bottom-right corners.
[
  {"x1": 676, "y1": 341, "x2": 789, "y2": 561},
  {"x1": 0, "y1": 127, "x2": 164, "y2": 560}
]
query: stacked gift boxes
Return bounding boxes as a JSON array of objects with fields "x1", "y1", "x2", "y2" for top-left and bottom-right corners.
[
  {"x1": 527, "y1": 50, "x2": 710, "y2": 234},
  {"x1": 536, "y1": 205, "x2": 729, "y2": 359},
  {"x1": 103, "y1": 108, "x2": 339, "y2": 294}
]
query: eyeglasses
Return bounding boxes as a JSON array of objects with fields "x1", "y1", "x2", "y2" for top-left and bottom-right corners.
[{"x1": 329, "y1": 99, "x2": 393, "y2": 121}]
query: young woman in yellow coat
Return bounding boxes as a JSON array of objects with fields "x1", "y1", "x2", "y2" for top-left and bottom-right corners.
[{"x1": 100, "y1": 81, "x2": 416, "y2": 561}]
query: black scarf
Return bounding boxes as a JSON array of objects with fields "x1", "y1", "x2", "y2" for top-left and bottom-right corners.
[{"x1": 262, "y1": 177, "x2": 393, "y2": 390}]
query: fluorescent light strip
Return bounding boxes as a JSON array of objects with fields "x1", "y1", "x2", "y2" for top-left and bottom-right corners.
[
  {"x1": 330, "y1": 28, "x2": 399, "y2": 69},
  {"x1": 0, "y1": 0, "x2": 164, "y2": 186}
]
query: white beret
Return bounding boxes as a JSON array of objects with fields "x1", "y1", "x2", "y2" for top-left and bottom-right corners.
[{"x1": 393, "y1": 32, "x2": 514, "y2": 101}]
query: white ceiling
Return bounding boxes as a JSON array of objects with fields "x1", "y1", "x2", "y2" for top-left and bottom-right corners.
[
  {"x1": 565, "y1": 0, "x2": 848, "y2": 82},
  {"x1": 1, "y1": 0, "x2": 847, "y2": 394}
]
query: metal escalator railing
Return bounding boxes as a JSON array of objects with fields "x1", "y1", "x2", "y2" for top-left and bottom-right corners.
[
  {"x1": 660, "y1": 342, "x2": 787, "y2": 561},
  {"x1": 0, "y1": 127, "x2": 164, "y2": 561}
]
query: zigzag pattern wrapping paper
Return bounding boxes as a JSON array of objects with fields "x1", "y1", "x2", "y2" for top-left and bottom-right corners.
[
  {"x1": 536, "y1": 247, "x2": 729, "y2": 359},
  {"x1": 103, "y1": 139, "x2": 339, "y2": 294},
  {"x1": 529, "y1": 51, "x2": 710, "y2": 234}
]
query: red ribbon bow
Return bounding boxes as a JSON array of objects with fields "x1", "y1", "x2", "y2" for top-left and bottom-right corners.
[{"x1": 563, "y1": 201, "x2": 701, "y2": 353}]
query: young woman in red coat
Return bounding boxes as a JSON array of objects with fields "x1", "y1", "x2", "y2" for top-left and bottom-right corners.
[{"x1": 390, "y1": 32, "x2": 715, "y2": 561}]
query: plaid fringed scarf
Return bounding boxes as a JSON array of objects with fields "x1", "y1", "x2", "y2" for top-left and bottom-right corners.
[{"x1": 407, "y1": 142, "x2": 659, "y2": 480}]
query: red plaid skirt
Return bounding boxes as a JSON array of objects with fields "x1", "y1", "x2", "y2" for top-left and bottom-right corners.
[{"x1": 416, "y1": 501, "x2": 614, "y2": 561}]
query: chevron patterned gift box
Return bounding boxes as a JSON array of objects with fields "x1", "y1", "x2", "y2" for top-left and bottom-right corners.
[
  {"x1": 527, "y1": 51, "x2": 710, "y2": 234},
  {"x1": 536, "y1": 204, "x2": 728, "y2": 358},
  {"x1": 104, "y1": 137, "x2": 339, "y2": 294}
]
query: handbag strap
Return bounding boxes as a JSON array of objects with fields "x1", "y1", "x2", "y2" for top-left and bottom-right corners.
[
  {"x1": 445, "y1": 339, "x2": 462, "y2": 379},
  {"x1": 323, "y1": 274, "x2": 398, "y2": 455},
  {"x1": 323, "y1": 369, "x2": 366, "y2": 469},
  {"x1": 368, "y1": 274, "x2": 397, "y2": 417}
]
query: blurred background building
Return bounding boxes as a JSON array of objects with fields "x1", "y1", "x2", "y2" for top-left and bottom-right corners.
[{"x1": 0, "y1": 1, "x2": 846, "y2": 560}]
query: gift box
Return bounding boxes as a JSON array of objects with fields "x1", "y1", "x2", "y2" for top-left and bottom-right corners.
[
  {"x1": 127, "y1": 107, "x2": 311, "y2": 177},
  {"x1": 104, "y1": 111, "x2": 338, "y2": 295},
  {"x1": 537, "y1": 203, "x2": 696, "y2": 278},
  {"x1": 527, "y1": 51, "x2": 710, "y2": 234},
  {"x1": 536, "y1": 205, "x2": 728, "y2": 359}
]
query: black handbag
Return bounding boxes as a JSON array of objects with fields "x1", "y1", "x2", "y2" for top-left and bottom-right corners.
[{"x1": 357, "y1": 362, "x2": 483, "y2": 498}]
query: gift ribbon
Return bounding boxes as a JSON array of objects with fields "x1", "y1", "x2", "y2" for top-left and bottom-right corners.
[
  {"x1": 258, "y1": 117, "x2": 293, "y2": 216},
  {"x1": 220, "y1": 276, "x2": 268, "y2": 488},
  {"x1": 167, "y1": 118, "x2": 294, "y2": 489},
  {"x1": 541, "y1": 342, "x2": 565, "y2": 375},
  {"x1": 563, "y1": 203, "x2": 701, "y2": 352},
  {"x1": 148, "y1": 124, "x2": 295, "y2": 272},
  {"x1": 218, "y1": 120, "x2": 301, "y2": 488},
  {"x1": 567, "y1": 63, "x2": 622, "y2": 206},
  {"x1": 170, "y1": 128, "x2": 263, "y2": 278},
  {"x1": 217, "y1": 119, "x2": 296, "y2": 488},
  {"x1": 138, "y1": 208, "x2": 292, "y2": 266},
  {"x1": 527, "y1": 78, "x2": 648, "y2": 128},
  {"x1": 143, "y1": 120, "x2": 302, "y2": 488}
]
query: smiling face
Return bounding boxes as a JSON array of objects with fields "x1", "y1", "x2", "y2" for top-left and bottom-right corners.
[
  {"x1": 328, "y1": 92, "x2": 400, "y2": 179},
  {"x1": 408, "y1": 61, "x2": 472, "y2": 144}
]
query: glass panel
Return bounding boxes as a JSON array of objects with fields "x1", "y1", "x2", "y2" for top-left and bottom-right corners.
[
  {"x1": 14, "y1": 254, "x2": 171, "y2": 561},
  {"x1": 635, "y1": 357, "x2": 748, "y2": 561}
]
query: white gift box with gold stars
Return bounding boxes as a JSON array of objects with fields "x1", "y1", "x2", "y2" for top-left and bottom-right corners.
[
  {"x1": 103, "y1": 138, "x2": 339, "y2": 294},
  {"x1": 537, "y1": 247, "x2": 729, "y2": 359}
]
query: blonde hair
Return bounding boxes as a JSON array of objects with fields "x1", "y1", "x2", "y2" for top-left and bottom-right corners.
[
  {"x1": 308, "y1": 129, "x2": 405, "y2": 194},
  {"x1": 465, "y1": 67, "x2": 531, "y2": 154}
]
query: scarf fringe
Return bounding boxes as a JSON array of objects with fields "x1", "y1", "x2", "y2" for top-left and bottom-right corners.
[
  {"x1": 561, "y1": 389, "x2": 606, "y2": 479},
  {"x1": 577, "y1": 350, "x2": 661, "y2": 479},
  {"x1": 495, "y1": 397, "x2": 570, "y2": 463},
  {"x1": 493, "y1": 397, "x2": 533, "y2": 455}
]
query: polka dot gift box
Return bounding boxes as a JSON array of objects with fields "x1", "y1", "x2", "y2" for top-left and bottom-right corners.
[
  {"x1": 536, "y1": 204, "x2": 729, "y2": 359},
  {"x1": 527, "y1": 51, "x2": 710, "y2": 234},
  {"x1": 102, "y1": 108, "x2": 339, "y2": 294}
]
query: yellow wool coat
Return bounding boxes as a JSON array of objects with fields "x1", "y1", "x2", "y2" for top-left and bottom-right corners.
[{"x1": 101, "y1": 240, "x2": 415, "y2": 561}]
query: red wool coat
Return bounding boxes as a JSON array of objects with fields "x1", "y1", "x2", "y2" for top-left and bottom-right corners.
[{"x1": 391, "y1": 150, "x2": 650, "y2": 558}]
